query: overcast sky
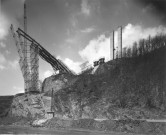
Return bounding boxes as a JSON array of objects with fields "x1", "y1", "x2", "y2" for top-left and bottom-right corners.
[{"x1": 0, "y1": 0, "x2": 166, "y2": 95}]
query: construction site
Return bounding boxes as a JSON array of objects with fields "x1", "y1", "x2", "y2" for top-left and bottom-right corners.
[
  {"x1": 9, "y1": 3, "x2": 124, "y2": 94},
  {"x1": 0, "y1": 1, "x2": 166, "y2": 135}
]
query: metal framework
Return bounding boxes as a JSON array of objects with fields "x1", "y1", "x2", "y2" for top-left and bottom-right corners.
[{"x1": 11, "y1": 25, "x2": 74, "y2": 93}]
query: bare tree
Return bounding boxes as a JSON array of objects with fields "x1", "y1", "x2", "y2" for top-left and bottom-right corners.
[
  {"x1": 126, "y1": 48, "x2": 132, "y2": 57},
  {"x1": 132, "y1": 42, "x2": 138, "y2": 57},
  {"x1": 122, "y1": 47, "x2": 127, "y2": 58}
]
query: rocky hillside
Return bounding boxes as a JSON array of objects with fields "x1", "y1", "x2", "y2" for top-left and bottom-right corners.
[
  {"x1": 9, "y1": 93, "x2": 45, "y2": 119},
  {"x1": 42, "y1": 74, "x2": 78, "y2": 96},
  {"x1": 42, "y1": 46, "x2": 166, "y2": 120}
]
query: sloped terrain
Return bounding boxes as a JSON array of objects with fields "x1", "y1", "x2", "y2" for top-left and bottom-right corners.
[
  {"x1": 42, "y1": 46, "x2": 166, "y2": 121},
  {"x1": 0, "y1": 36, "x2": 165, "y2": 134},
  {"x1": 39, "y1": 46, "x2": 166, "y2": 133}
]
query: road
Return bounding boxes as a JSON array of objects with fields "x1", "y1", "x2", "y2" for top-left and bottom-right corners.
[{"x1": 0, "y1": 125, "x2": 146, "y2": 135}]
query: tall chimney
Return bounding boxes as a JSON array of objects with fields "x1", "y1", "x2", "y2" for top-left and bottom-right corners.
[
  {"x1": 110, "y1": 31, "x2": 114, "y2": 60},
  {"x1": 118, "y1": 26, "x2": 122, "y2": 58}
]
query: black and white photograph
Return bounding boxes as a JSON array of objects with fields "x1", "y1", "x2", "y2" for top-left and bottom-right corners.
[{"x1": 0, "y1": 0, "x2": 166, "y2": 134}]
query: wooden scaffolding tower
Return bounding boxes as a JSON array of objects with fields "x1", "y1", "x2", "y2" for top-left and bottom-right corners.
[{"x1": 10, "y1": 25, "x2": 74, "y2": 93}]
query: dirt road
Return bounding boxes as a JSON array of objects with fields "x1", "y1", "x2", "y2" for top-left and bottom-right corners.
[{"x1": 0, "y1": 125, "x2": 146, "y2": 135}]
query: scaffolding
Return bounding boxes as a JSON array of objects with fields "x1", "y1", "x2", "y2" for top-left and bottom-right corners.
[
  {"x1": 11, "y1": 25, "x2": 39, "y2": 92},
  {"x1": 11, "y1": 25, "x2": 74, "y2": 93},
  {"x1": 30, "y1": 43, "x2": 39, "y2": 91}
]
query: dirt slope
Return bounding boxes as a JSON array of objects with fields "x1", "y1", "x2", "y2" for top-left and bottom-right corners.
[{"x1": 42, "y1": 46, "x2": 166, "y2": 120}]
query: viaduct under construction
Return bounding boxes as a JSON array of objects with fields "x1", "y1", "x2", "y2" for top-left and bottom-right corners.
[
  {"x1": 10, "y1": 2, "x2": 123, "y2": 93},
  {"x1": 10, "y1": 2, "x2": 74, "y2": 93},
  {"x1": 11, "y1": 24, "x2": 123, "y2": 93},
  {"x1": 11, "y1": 25, "x2": 74, "y2": 92}
]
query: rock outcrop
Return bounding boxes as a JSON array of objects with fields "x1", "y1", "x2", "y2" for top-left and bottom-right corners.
[
  {"x1": 9, "y1": 93, "x2": 45, "y2": 119},
  {"x1": 42, "y1": 74, "x2": 78, "y2": 96}
]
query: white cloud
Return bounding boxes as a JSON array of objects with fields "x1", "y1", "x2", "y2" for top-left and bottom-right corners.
[
  {"x1": 0, "y1": 13, "x2": 9, "y2": 40},
  {"x1": 63, "y1": 58, "x2": 81, "y2": 74},
  {"x1": 79, "y1": 24, "x2": 166, "y2": 63},
  {"x1": 42, "y1": 70, "x2": 54, "y2": 80},
  {"x1": 71, "y1": 15, "x2": 78, "y2": 27},
  {"x1": 0, "y1": 42, "x2": 6, "y2": 48},
  {"x1": 5, "y1": 50, "x2": 10, "y2": 55},
  {"x1": 81, "y1": 0, "x2": 90, "y2": 16},
  {"x1": 57, "y1": 56, "x2": 81, "y2": 74},
  {"x1": 40, "y1": 56, "x2": 81, "y2": 79},
  {"x1": 122, "y1": 24, "x2": 166, "y2": 48},
  {"x1": 0, "y1": 65, "x2": 5, "y2": 70},
  {"x1": 80, "y1": 27, "x2": 95, "y2": 33},
  {"x1": 79, "y1": 34, "x2": 110, "y2": 64},
  {"x1": 66, "y1": 38, "x2": 76, "y2": 44},
  {"x1": 8, "y1": 59, "x2": 19, "y2": 69},
  {"x1": 0, "y1": 55, "x2": 20, "y2": 70},
  {"x1": 0, "y1": 0, "x2": 26, "y2": 41},
  {"x1": 13, "y1": 86, "x2": 24, "y2": 93}
]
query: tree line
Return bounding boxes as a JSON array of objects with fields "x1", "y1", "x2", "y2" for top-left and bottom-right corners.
[{"x1": 118, "y1": 34, "x2": 166, "y2": 58}]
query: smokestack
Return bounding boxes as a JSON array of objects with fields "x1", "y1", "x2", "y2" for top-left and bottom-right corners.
[
  {"x1": 110, "y1": 31, "x2": 114, "y2": 60},
  {"x1": 118, "y1": 26, "x2": 122, "y2": 58}
]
